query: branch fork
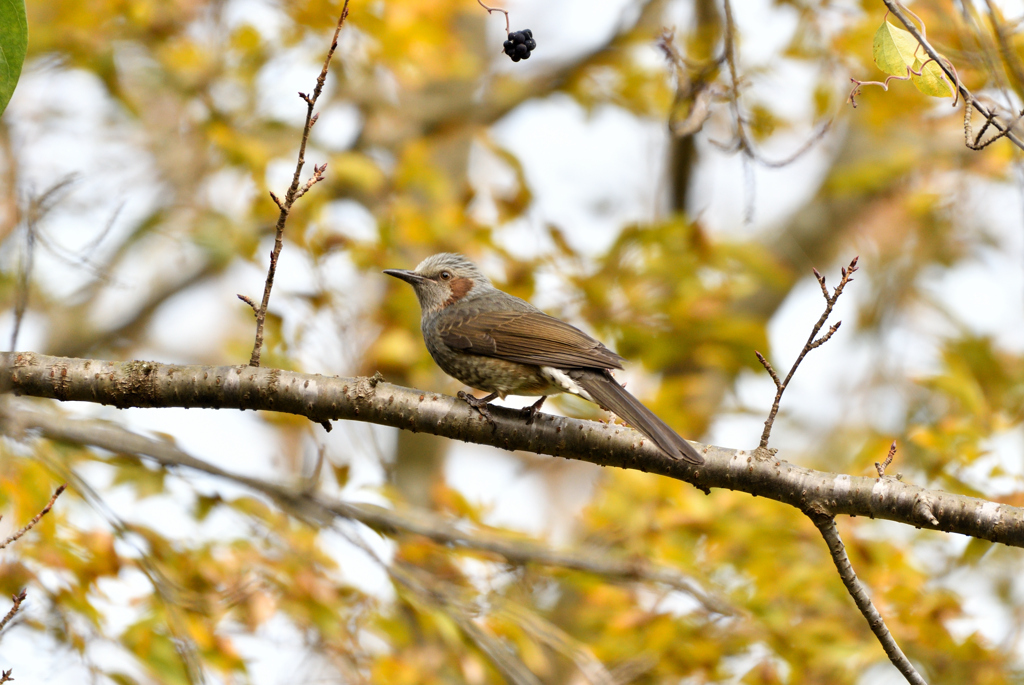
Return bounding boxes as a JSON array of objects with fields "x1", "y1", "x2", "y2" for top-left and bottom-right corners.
[
  {"x1": 756, "y1": 256, "x2": 859, "y2": 449},
  {"x1": 0, "y1": 485, "x2": 66, "y2": 683},
  {"x1": 245, "y1": 2, "x2": 349, "y2": 369},
  {"x1": 762, "y1": 258, "x2": 926, "y2": 685}
]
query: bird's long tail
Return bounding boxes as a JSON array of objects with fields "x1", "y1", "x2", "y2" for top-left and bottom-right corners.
[{"x1": 569, "y1": 369, "x2": 704, "y2": 464}]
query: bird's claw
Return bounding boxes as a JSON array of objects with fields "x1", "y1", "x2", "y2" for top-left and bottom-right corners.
[
  {"x1": 520, "y1": 396, "x2": 547, "y2": 425},
  {"x1": 458, "y1": 391, "x2": 496, "y2": 426}
]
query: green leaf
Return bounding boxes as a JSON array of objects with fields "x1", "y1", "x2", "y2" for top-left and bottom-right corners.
[
  {"x1": 0, "y1": 0, "x2": 27, "y2": 115},
  {"x1": 872, "y1": 21, "x2": 952, "y2": 98}
]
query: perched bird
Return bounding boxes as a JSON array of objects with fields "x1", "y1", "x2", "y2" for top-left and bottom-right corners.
[{"x1": 383, "y1": 253, "x2": 704, "y2": 464}]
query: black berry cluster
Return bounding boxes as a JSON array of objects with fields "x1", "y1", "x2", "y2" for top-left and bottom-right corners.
[{"x1": 503, "y1": 29, "x2": 536, "y2": 62}]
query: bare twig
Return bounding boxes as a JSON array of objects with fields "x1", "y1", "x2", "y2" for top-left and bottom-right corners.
[
  {"x1": 0, "y1": 484, "x2": 66, "y2": 550},
  {"x1": 476, "y1": 0, "x2": 510, "y2": 34},
  {"x1": 9, "y1": 177, "x2": 76, "y2": 351},
  {"x1": 247, "y1": 2, "x2": 349, "y2": 368},
  {"x1": 10, "y1": 218, "x2": 36, "y2": 353},
  {"x1": 0, "y1": 590, "x2": 26, "y2": 633},
  {"x1": 292, "y1": 163, "x2": 327, "y2": 202},
  {"x1": 811, "y1": 513, "x2": 928, "y2": 685},
  {"x1": 714, "y1": 0, "x2": 833, "y2": 169},
  {"x1": 876, "y1": 441, "x2": 897, "y2": 477},
  {"x1": 754, "y1": 351, "x2": 781, "y2": 386},
  {"x1": 756, "y1": 256, "x2": 858, "y2": 448},
  {"x1": 0, "y1": 485, "x2": 66, "y2": 685},
  {"x1": 236, "y1": 294, "x2": 258, "y2": 314}
]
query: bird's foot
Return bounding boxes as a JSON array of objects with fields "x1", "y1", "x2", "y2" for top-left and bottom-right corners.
[
  {"x1": 458, "y1": 391, "x2": 497, "y2": 426},
  {"x1": 520, "y1": 396, "x2": 547, "y2": 425}
]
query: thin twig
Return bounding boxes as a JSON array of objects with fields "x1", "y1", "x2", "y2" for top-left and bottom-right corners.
[
  {"x1": 876, "y1": 441, "x2": 897, "y2": 477},
  {"x1": 247, "y1": 2, "x2": 349, "y2": 368},
  {"x1": 721, "y1": 0, "x2": 743, "y2": 146},
  {"x1": 659, "y1": 29, "x2": 725, "y2": 138},
  {"x1": 757, "y1": 257, "x2": 858, "y2": 449},
  {"x1": 476, "y1": 0, "x2": 510, "y2": 34},
  {"x1": 9, "y1": 177, "x2": 76, "y2": 351},
  {"x1": 0, "y1": 590, "x2": 26, "y2": 632},
  {"x1": 10, "y1": 219, "x2": 36, "y2": 353},
  {"x1": 715, "y1": 0, "x2": 832, "y2": 169},
  {"x1": 0, "y1": 485, "x2": 65, "y2": 685},
  {"x1": 881, "y1": 0, "x2": 1024, "y2": 152},
  {"x1": 236, "y1": 294, "x2": 258, "y2": 314},
  {"x1": 811, "y1": 514, "x2": 928, "y2": 685},
  {"x1": 754, "y1": 351, "x2": 781, "y2": 386},
  {"x1": 0, "y1": 484, "x2": 67, "y2": 550}
]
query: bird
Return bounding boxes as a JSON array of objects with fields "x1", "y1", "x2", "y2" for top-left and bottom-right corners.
[{"x1": 383, "y1": 253, "x2": 704, "y2": 464}]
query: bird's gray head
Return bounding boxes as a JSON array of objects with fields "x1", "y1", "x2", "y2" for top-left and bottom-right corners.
[{"x1": 384, "y1": 253, "x2": 494, "y2": 314}]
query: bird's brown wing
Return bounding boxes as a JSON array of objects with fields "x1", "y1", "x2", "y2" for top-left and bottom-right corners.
[{"x1": 438, "y1": 310, "x2": 625, "y2": 370}]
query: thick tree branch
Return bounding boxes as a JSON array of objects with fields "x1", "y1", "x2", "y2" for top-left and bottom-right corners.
[
  {"x1": 811, "y1": 513, "x2": 927, "y2": 685},
  {"x1": 2, "y1": 352, "x2": 1024, "y2": 547},
  {"x1": 0, "y1": 401, "x2": 731, "y2": 615}
]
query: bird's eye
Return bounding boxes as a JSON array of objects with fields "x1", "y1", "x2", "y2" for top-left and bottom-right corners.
[{"x1": 439, "y1": 271, "x2": 452, "y2": 281}]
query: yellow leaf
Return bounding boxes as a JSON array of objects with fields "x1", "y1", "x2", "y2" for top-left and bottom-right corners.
[
  {"x1": 873, "y1": 21, "x2": 922, "y2": 76},
  {"x1": 872, "y1": 21, "x2": 952, "y2": 98},
  {"x1": 911, "y1": 56, "x2": 953, "y2": 97}
]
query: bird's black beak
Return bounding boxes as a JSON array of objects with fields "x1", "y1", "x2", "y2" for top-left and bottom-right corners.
[{"x1": 383, "y1": 269, "x2": 425, "y2": 286}]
